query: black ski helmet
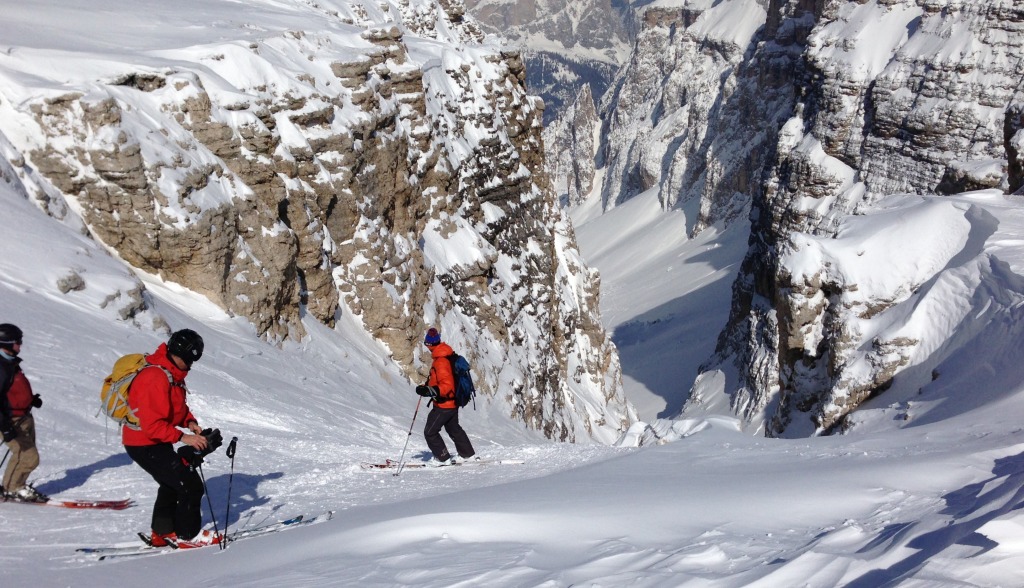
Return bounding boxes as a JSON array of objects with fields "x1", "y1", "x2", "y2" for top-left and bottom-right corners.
[
  {"x1": 167, "y1": 329, "x2": 204, "y2": 365},
  {"x1": 0, "y1": 323, "x2": 23, "y2": 349}
]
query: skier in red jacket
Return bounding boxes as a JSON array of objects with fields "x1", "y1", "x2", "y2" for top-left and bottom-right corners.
[
  {"x1": 123, "y1": 329, "x2": 218, "y2": 546},
  {"x1": 0, "y1": 323, "x2": 45, "y2": 502},
  {"x1": 417, "y1": 328, "x2": 475, "y2": 466}
]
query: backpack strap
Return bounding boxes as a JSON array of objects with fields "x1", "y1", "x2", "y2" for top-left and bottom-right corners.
[{"x1": 140, "y1": 363, "x2": 183, "y2": 389}]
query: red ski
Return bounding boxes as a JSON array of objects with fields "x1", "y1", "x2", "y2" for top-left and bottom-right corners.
[{"x1": 4, "y1": 497, "x2": 134, "y2": 510}]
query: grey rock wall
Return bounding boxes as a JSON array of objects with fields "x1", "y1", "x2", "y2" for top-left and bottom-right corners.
[
  {"x1": 594, "y1": 0, "x2": 1023, "y2": 436},
  {"x1": 685, "y1": 0, "x2": 1024, "y2": 436}
]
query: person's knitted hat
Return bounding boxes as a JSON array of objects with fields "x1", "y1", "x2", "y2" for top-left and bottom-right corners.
[{"x1": 424, "y1": 328, "x2": 441, "y2": 346}]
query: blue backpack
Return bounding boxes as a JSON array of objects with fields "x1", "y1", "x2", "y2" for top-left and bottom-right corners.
[{"x1": 447, "y1": 353, "x2": 476, "y2": 409}]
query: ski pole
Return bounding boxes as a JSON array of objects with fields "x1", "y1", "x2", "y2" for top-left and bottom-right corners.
[
  {"x1": 195, "y1": 461, "x2": 222, "y2": 544},
  {"x1": 221, "y1": 437, "x2": 237, "y2": 550},
  {"x1": 394, "y1": 396, "x2": 423, "y2": 476}
]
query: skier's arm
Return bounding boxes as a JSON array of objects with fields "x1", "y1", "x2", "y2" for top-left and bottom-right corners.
[
  {"x1": 0, "y1": 363, "x2": 16, "y2": 439},
  {"x1": 131, "y1": 368, "x2": 184, "y2": 443}
]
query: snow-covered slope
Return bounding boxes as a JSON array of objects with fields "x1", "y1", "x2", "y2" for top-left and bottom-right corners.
[
  {"x1": 4, "y1": 1, "x2": 1024, "y2": 586},
  {"x1": 572, "y1": 188, "x2": 750, "y2": 420},
  {"x1": 7, "y1": 170, "x2": 1024, "y2": 586}
]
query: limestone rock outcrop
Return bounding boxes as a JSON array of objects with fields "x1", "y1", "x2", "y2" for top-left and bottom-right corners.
[{"x1": 0, "y1": 0, "x2": 635, "y2": 442}]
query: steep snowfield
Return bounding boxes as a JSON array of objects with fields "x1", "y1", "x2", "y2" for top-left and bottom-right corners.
[
  {"x1": 6, "y1": 166, "x2": 1024, "y2": 586},
  {"x1": 3, "y1": 1, "x2": 1024, "y2": 586},
  {"x1": 573, "y1": 189, "x2": 750, "y2": 420}
]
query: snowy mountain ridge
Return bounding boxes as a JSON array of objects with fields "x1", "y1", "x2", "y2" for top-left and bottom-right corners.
[
  {"x1": 572, "y1": 0, "x2": 1024, "y2": 438},
  {"x1": 0, "y1": 0, "x2": 635, "y2": 442}
]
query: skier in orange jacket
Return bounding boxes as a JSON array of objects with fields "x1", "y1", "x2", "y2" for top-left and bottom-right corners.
[{"x1": 417, "y1": 328, "x2": 475, "y2": 467}]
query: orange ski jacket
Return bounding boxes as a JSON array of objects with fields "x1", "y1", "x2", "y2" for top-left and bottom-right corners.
[{"x1": 428, "y1": 342, "x2": 457, "y2": 409}]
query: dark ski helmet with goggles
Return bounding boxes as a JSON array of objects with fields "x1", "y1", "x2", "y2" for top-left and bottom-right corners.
[
  {"x1": 167, "y1": 329, "x2": 204, "y2": 366},
  {"x1": 0, "y1": 323, "x2": 23, "y2": 352}
]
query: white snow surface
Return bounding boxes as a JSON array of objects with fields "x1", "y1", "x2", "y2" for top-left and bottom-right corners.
[
  {"x1": 5, "y1": 180, "x2": 1022, "y2": 588},
  {"x1": 3, "y1": 2, "x2": 1024, "y2": 587}
]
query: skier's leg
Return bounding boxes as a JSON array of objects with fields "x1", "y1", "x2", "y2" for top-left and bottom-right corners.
[
  {"x1": 3, "y1": 415, "x2": 38, "y2": 492},
  {"x1": 127, "y1": 444, "x2": 202, "y2": 536},
  {"x1": 127, "y1": 444, "x2": 182, "y2": 534},
  {"x1": 443, "y1": 409, "x2": 475, "y2": 458},
  {"x1": 423, "y1": 407, "x2": 452, "y2": 460},
  {"x1": 175, "y1": 466, "x2": 205, "y2": 538}
]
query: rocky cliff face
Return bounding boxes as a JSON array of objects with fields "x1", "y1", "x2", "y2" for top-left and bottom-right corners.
[
  {"x1": 754, "y1": 0, "x2": 1024, "y2": 436},
  {"x1": 596, "y1": 0, "x2": 775, "y2": 232},
  {"x1": 701, "y1": 0, "x2": 1024, "y2": 436},
  {"x1": 596, "y1": 0, "x2": 1024, "y2": 436},
  {"x1": 543, "y1": 85, "x2": 600, "y2": 206},
  {"x1": 463, "y1": 0, "x2": 631, "y2": 207},
  {"x1": 0, "y1": 0, "x2": 635, "y2": 442}
]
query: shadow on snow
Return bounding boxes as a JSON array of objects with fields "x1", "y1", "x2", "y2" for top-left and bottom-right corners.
[
  {"x1": 199, "y1": 470, "x2": 286, "y2": 529},
  {"x1": 34, "y1": 452, "x2": 133, "y2": 496},
  {"x1": 845, "y1": 451, "x2": 1024, "y2": 587}
]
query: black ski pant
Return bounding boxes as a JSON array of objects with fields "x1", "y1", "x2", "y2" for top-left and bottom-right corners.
[
  {"x1": 423, "y1": 406, "x2": 475, "y2": 461},
  {"x1": 125, "y1": 443, "x2": 204, "y2": 538}
]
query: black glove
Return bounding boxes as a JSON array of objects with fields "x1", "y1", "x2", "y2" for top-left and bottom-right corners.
[
  {"x1": 201, "y1": 428, "x2": 224, "y2": 454},
  {"x1": 177, "y1": 445, "x2": 203, "y2": 468},
  {"x1": 416, "y1": 385, "x2": 440, "y2": 401},
  {"x1": 0, "y1": 415, "x2": 15, "y2": 442},
  {"x1": 177, "y1": 428, "x2": 223, "y2": 467},
  {"x1": 31, "y1": 394, "x2": 42, "y2": 409}
]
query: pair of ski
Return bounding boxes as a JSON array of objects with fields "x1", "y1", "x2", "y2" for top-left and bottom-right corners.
[
  {"x1": 78, "y1": 511, "x2": 334, "y2": 560},
  {"x1": 360, "y1": 458, "x2": 525, "y2": 470}
]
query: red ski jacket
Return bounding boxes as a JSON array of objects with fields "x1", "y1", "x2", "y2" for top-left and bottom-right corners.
[
  {"x1": 122, "y1": 343, "x2": 197, "y2": 446},
  {"x1": 5, "y1": 367, "x2": 34, "y2": 418},
  {"x1": 428, "y1": 342, "x2": 457, "y2": 409}
]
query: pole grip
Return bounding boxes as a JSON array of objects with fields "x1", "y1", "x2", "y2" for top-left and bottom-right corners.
[{"x1": 226, "y1": 437, "x2": 238, "y2": 459}]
